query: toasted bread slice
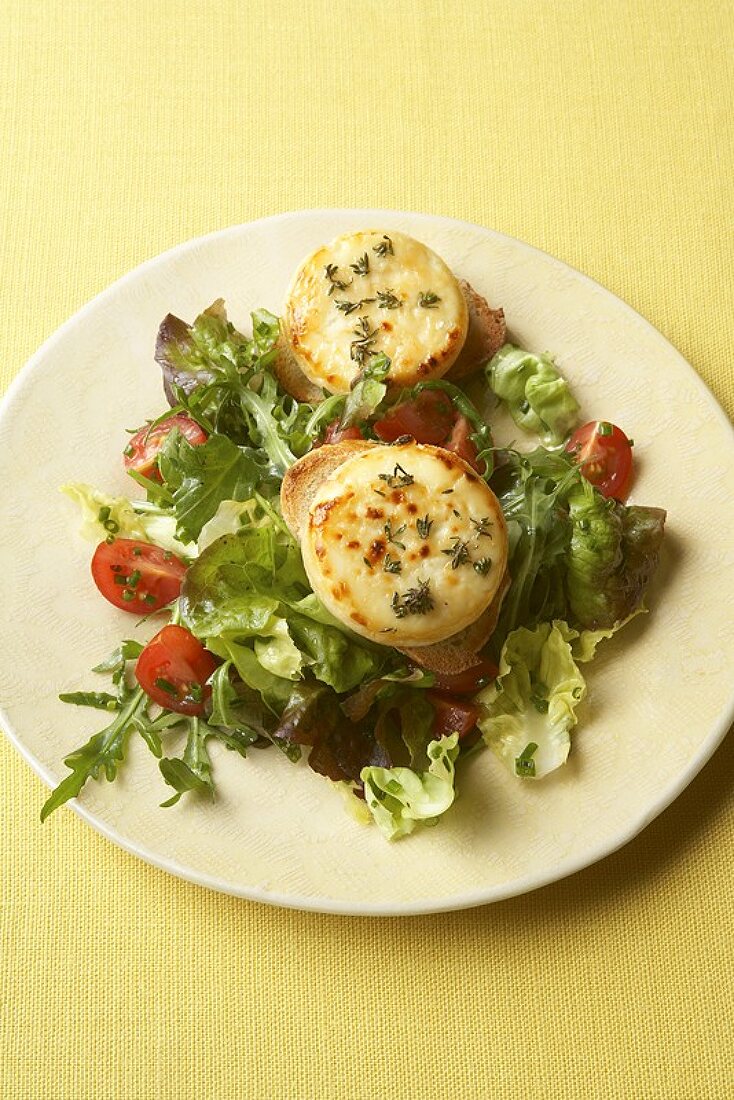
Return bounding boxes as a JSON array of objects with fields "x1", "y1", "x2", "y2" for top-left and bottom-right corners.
[
  {"x1": 280, "y1": 440, "x2": 376, "y2": 538},
  {"x1": 280, "y1": 442, "x2": 509, "y2": 671},
  {"x1": 447, "y1": 280, "x2": 506, "y2": 382},
  {"x1": 397, "y1": 569, "x2": 511, "y2": 674},
  {"x1": 272, "y1": 330, "x2": 325, "y2": 403}
]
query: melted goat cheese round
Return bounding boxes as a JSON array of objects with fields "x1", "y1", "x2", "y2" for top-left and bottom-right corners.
[
  {"x1": 301, "y1": 443, "x2": 508, "y2": 647},
  {"x1": 282, "y1": 230, "x2": 468, "y2": 395}
]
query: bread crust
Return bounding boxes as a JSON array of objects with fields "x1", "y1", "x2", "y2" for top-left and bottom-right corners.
[
  {"x1": 272, "y1": 330, "x2": 325, "y2": 403},
  {"x1": 446, "y1": 280, "x2": 506, "y2": 381},
  {"x1": 396, "y1": 569, "x2": 511, "y2": 674},
  {"x1": 280, "y1": 440, "x2": 376, "y2": 538}
]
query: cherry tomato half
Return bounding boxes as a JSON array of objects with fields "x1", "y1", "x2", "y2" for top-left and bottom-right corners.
[
  {"x1": 565, "y1": 420, "x2": 633, "y2": 500},
  {"x1": 427, "y1": 691, "x2": 480, "y2": 741},
  {"x1": 135, "y1": 624, "x2": 218, "y2": 715},
  {"x1": 444, "y1": 414, "x2": 485, "y2": 474},
  {"x1": 124, "y1": 414, "x2": 208, "y2": 479},
  {"x1": 428, "y1": 658, "x2": 499, "y2": 696},
  {"x1": 373, "y1": 391, "x2": 455, "y2": 444},
  {"x1": 91, "y1": 539, "x2": 187, "y2": 614},
  {"x1": 321, "y1": 419, "x2": 365, "y2": 445}
]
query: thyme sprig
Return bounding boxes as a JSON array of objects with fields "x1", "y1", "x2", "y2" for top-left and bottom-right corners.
[
  {"x1": 376, "y1": 289, "x2": 402, "y2": 309},
  {"x1": 373, "y1": 235, "x2": 394, "y2": 257},
  {"x1": 391, "y1": 580, "x2": 434, "y2": 618},
  {"x1": 350, "y1": 253, "x2": 370, "y2": 276},
  {"x1": 384, "y1": 520, "x2": 407, "y2": 550},
  {"x1": 335, "y1": 296, "x2": 376, "y2": 315},
  {"x1": 383, "y1": 553, "x2": 402, "y2": 575},
  {"x1": 442, "y1": 538, "x2": 471, "y2": 569},
  {"x1": 419, "y1": 291, "x2": 441, "y2": 308},
  {"x1": 324, "y1": 263, "x2": 353, "y2": 295},
  {"x1": 350, "y1": 316, "x2": 379, "y2": 365},
  {"x1": 471, "y1": 516, "x2": 494, "y2": 538},
  {"x1": 416, "y1": 515, "x2": 433, "y2": 539},
  {"x1": 379, "y1": 463, "x2": 414, "y2": 489}
]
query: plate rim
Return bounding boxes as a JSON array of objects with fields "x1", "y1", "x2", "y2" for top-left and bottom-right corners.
[{"x1": 1, "y1": 207, "x2": 733, "y2": 916}]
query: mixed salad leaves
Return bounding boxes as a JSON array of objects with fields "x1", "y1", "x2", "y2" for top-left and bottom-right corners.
[{"x1": 47, "y1": 299, "x2": 665, "y2": 838}]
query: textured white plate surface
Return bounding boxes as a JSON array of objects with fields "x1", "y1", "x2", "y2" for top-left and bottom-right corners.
[{"x1": 1, "y1": 210, "x2": 733, "y2": 916}]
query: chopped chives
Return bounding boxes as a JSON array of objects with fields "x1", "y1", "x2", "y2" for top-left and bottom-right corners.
[{"x1": 154, "y1": 677, "x2": 179, "y2": 696}]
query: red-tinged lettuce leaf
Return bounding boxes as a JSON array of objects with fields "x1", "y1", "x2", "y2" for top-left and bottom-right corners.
[
  {"x1": 273, "y1": 681, "x2": 437, "y2": 786},
  {"x1": 567, "y1": 481, "x2": 666, "y2": 629}
]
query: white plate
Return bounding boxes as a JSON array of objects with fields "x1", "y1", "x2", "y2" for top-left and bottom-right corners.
[{"x1": 1, "y1": 210, "x2": 733, "y2": 916}]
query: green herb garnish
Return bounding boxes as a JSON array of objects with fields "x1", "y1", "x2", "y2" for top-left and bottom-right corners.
[
  {"x1": 391, "y1": 580, "x2": 434, "y2": 618},
  {"x1": 416, "y1": 515, "x2": 433, "y2": 539},
  {"x1": 471, "y1": 516, "x2": 494, "y2": 538},
  {"x1": 379, "y1": 463, "x2": 414, "y2": 489},
  {"x1": 418, "y1": 291, "x2": 441, "y2": 308},
  {"x1": 473, "y1": 557, "x2": 493, "y2": 576},
  {"x1": 324, "y1": 263, "x2": 352, "y2": 294},
  {"x1": 350, "y1": 253, "x2": 370, "y2": 276},
  {"x1": 383, "y1": 553, "x2": 402, "y2": 575},
  {"x1": 384, "y1": 520, "x2": 407, "y2": 550},
  {"x1": 442, "y1": 538, "x2": 471, "y2": 569},
  {"x1": 376, "y1": 289, "x2": 401, "y2": 310},
  {"x1": 350, "y1": 316, "x2": 378, "y2": 365},
  {"x1": 373, "y1": 235, "x2": 394, "y2": 257},
  {"x1": 515, "y1": 742, "x2": 539, "y2": 777}
]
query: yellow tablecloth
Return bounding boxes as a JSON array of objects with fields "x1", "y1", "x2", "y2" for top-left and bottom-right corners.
[{"x1": 1, "y1": 2, "x2": 732, "y2": 1097}]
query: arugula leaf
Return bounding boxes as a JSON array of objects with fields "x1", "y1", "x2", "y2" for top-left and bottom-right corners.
[
  {"x1": 159, "y1": 718, "x2": 214, "y2": 807},
  {"x1": 155, "y1": 300, "x2": 319, "y2": 466},
  {"x1": 41, "y1": 687, "x2": 147, "y2": 821},
  {"x1": 490, "y1": 448, "x2": 581, "y2": 646},
  {"x1": 91, "y1": 640, "x2": 145, "y2": 674},
  {"x1": 158, "y1": 430, "x2": 265, "y2": 543},
  {"x1": 59, "y1": 691, "x2": 119, "y2": 711}
]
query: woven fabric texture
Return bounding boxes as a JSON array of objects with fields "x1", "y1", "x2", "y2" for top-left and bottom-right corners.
[{"x1": 1, "y1": 2, "x2": 732, "y2": 1097}]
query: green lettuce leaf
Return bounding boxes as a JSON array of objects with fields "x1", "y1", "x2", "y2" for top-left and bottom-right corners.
[
  {"x1": 477, "y1": 622, "x2": 586, "y2": 779},
  {"x1": 567, "y1": 480, "x2": 666, "y2": 629},
  {"x1": 158, "y1": 430, "x2": 266, "y2": 544},
  {"x1": 361, "y1": 733, "x2": 460, "y2": 840},
  {"x1": 339, "y1": 353, "x2": 391, "y2": 428},
  {"x1": 567, "y1": 608, "x2": 647, "y2": 662},
  {"x1": 487, "y1": 344, "x2": 580, "y2": 443},
  {"x1": 61, "y1": 483, "x2": 195, "y2": 557},
  {"x1": 181, "y1": 498, "x2": 387, "y2": 706},
  {"x1": 155, "y1": 301, "x2": 319, "y2": 468},
  {"x1": 489, "y1": 448, "x2": 582, "y2": 645}
]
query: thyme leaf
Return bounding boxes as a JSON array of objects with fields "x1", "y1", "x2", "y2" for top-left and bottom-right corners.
[
  {"x1": 416, "y1": 515, "x2": 433, "y2": 539},
  {"x1": 378, "y1": 463, "x2": 414, "y2": 489},
  {"x1": 324, "y1": 263, "x2": 353, "y2": 294},
  {"x1": 391, "y1": 580, "x2": 434, "y2": 618},
  {"x1": 442, "y1": 538, "x2": 471, "y2": 569},
  {"x1": 383, "y1": 553, "x2": 402, "y2": 575},
  {"x1": 373, "y1": 235, "x2": 394, "y2": 257},
  {"x1": 350, "y1": 253, "x2": 370, "y2": 276},
  {"x1": 418, "y1": 291, "x2": 441, "y2": 308},
  {"x1": 376, "y1": 289, "x2": 402, "y2": 310}
]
